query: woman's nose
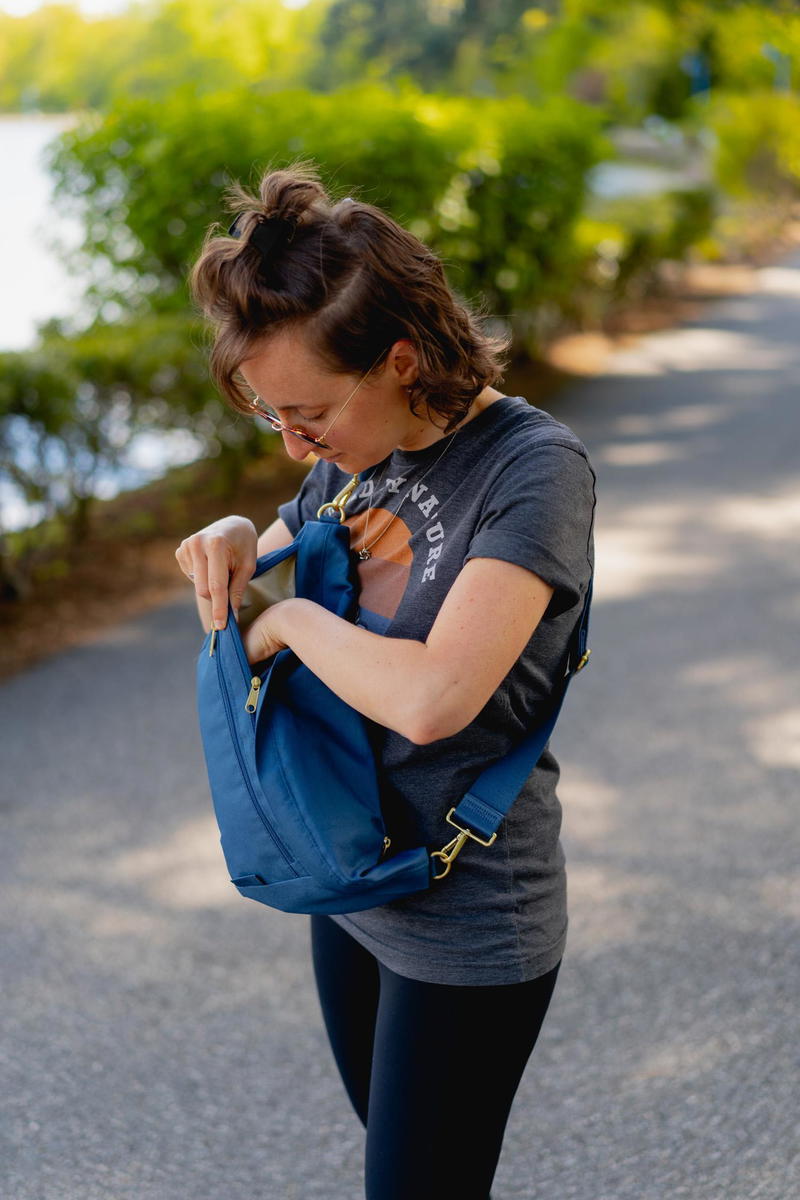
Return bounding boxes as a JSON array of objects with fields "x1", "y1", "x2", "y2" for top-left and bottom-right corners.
[{"x1": 282, "y1": 431, "x2": 313, "y2": 461}]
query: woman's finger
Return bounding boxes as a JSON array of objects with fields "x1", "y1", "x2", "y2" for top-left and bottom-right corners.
[
  {"x1": 187, "y1": 534, "x2": 228, "y2": 629},
  {"x1": 228, "y1": 560, "x2": 256, "y2": 619},
  {"x1": 176, "y1": 539, "x2": 204, "y2": 585},
  {"x1": 208, "y1": 564, "x2": 233, "y2": 629},
  {"x1": 174, "y1": 543, "x2": 195, "y2": 580},
  {"x1": 187, "y1": 548, "x2": 209, "y2": 604}
]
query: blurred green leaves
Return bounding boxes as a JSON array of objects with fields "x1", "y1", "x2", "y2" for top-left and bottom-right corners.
[
  {"x1": 0, "y1": 0, "x2": 329, "y2": 113},
  {"x1": 1, "y1": 0, "x2": 794, "y2": 590},
  {"x1": 0, "y1": 311, "x2": 264, "y2": 563},
  {"x1": 705, "y1": 89, "x2": 800, "y2": 200},
  {"x1": 45, "y1": 83, "x2": 615, "y2": 356}
]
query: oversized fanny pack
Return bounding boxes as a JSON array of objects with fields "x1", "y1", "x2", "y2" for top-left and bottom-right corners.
[{"x1": 195, "y1": 475, "x2": 592, "y2": 915}]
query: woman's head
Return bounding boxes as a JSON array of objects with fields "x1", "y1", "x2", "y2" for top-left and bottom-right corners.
[{"x1": 189, "y1": 159, "x2": 510, "y2": 459}]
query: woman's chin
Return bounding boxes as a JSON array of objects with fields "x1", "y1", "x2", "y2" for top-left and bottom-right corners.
[
  {"x1": 313, "y1": 451, "x2": 345, "y2": 469},
  {"x1": 316, "y1": 451, "x2": 382, "y2": 475},
  {"x1": 330, "y1": 455, "x2": 358, "y2": 474}
]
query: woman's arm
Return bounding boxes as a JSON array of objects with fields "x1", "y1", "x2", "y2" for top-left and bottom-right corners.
[
  {"x1": 244, "y1": 557, "x2": 555, "y2": 745},
  {"x1": 256, "y1": 517, "x2": 296, "y2": 558}
]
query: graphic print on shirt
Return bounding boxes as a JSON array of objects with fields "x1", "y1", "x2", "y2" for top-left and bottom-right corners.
[
  {"x1": 345, "y1": 474, "x2": 450, "y2": 630},
  {"x1": 345, "y1": 507, "x2": 413, "y2": 628}
]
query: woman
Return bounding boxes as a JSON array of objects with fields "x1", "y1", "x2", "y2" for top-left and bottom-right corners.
[{"x1": 177, "y1": 161, "x2": 596, "y2": 1200}]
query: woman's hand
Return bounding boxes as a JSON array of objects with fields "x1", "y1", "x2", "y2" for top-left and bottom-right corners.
[
  {"x1": 174, "y1": 515, "x2": 257, "y2": 630},
  {"x1": 240, "y1": 601, "x2": 292, "y2": 666}
]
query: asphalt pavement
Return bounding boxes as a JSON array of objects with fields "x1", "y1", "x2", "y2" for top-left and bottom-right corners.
[{"x1": 2, "y1": 256, "x2": 799, "y2": 1199}]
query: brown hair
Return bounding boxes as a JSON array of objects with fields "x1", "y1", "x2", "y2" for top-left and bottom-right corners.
[{"x1": 189, "y1": 159, "x2": 510, "y2": 432}]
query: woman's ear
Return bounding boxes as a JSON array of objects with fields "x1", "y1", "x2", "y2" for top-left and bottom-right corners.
[{"x1": 388, "y1": 338, "x2": 419, "y2": 388}]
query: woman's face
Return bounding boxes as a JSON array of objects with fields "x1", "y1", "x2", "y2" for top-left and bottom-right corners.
[{"x1": 239, "y1": 328, "x2": 435, "y2": 474}]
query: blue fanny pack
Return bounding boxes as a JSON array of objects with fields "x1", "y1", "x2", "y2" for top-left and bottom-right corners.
[{"x1": 196, "y1": 481, "x2": 592, "y2": 916}]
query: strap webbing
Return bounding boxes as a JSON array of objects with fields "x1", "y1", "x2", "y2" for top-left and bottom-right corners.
[{"x1": 450, "y1": 577, "x2": 593, "y2": 841}]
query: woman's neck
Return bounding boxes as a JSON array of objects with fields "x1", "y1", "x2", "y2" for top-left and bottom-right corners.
[{"x1": 398, "y1": 386, "x2": 505, "y2": 452}]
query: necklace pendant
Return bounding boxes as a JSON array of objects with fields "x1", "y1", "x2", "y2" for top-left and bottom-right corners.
[{"x1": 357, "y1": 548, "x2": 372, "y2": 561}]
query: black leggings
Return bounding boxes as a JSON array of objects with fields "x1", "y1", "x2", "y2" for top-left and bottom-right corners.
[{"x1": 310, "y1": 914, "x2": 561, "y2": 1200}]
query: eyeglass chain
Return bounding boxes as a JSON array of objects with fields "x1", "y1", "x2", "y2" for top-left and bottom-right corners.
[{"x1": 356, "y1": 424, "x2": 460, "y2": 561}]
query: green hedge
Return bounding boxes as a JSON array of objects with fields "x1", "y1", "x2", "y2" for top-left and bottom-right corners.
[
  {"x1": 47, "y1": 83, "x2": 610, "y2": 344},
  {"x1": 0, "y1": 312, "x2": 263, "y2": 561},
  {"x1": 703, "y1": 89, "x2": 800, "y2": 201},
  {"x1": 572, "y1": 185, "x2": 717, "y2": 317}
]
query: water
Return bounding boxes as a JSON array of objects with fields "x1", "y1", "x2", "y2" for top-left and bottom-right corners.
[
  {"x1": 0, "y1": 114, "x2": 205, "y2": 532},
  {"x1": 588, "y1": 160, "x2": 706, "y2": 199},
  {"x1": 0, "y1": 114, "x2": 86, "y2": 351}
]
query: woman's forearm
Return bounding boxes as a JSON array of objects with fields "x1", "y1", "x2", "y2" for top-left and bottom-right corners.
[
  {"x1": 248, "y1": 560, "x2": 553, "y2": 745},
  {"x1": 267, "y1": 599, "x2": 448, "y2": 744}
]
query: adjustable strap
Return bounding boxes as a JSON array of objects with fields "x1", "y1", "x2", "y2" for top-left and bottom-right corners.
[{"x1": 432, "y1": 578, "x2": 593, "y2": 879}]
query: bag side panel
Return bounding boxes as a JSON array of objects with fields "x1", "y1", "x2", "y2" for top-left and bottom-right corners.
[
  {"x1": 197, "y1": 637, "x2": 303, "y2": 886},
  {"x1": 252, "y1": 653, "x2": 382, "y2": 888}
]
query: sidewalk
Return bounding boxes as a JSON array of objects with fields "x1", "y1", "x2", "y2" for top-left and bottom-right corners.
[{"x1": 2, "y1": 254, "x2": 798, "y2": 1198}]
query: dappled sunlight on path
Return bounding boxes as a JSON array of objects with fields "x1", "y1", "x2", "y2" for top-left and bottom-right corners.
[
  {"x1": 3, "y1": 252, "x2": 799, "y2": 1200},
  {"x1": 523, "y1": 253, "x2": 800, "y2": 1200}
]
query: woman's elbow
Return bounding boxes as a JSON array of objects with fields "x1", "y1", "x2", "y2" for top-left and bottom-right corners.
[
  {"x1": 402, "y1": 702, "x2": 474, "y2": 746},
  {"x1": 403, "y1": 719, "x2": 440, "y2": 747},
  {"x1": 396, "y1": 665, "x2": 482, "y2": 745}
]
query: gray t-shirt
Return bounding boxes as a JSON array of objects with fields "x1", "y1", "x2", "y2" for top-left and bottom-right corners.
[{"x1": 278, "y1": 395, "x2": 597, "y2": 985}]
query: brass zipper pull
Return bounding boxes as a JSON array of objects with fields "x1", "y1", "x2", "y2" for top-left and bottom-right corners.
[
  {"x1": 381, "y1": 836, "x2": 391, "y2": 857},
  {"x1": 244, "y1": 676, "x2": 261, "y2": 713},
  {"x1": 209, "y1": 629, "x2": 217, "y2": 657}
]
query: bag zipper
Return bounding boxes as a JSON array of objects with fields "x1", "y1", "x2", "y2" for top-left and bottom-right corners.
[
  {"x1": 215, "y1": 650, "x2": 298, "y2": 876},
  {"x1": 245, "y1": 676, "x2": 261, "y2": 713}
]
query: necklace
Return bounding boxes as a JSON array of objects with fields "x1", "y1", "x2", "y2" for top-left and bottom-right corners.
[{"x1": 356, "y1": 428, "x2": 460, "y2": 561}]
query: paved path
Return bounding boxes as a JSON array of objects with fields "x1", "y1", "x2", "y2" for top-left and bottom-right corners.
[{"x1": 2, "y1": 258, "x2": 799, "y2": 1199}]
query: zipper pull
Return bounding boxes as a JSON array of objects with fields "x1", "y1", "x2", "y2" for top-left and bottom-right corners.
[
  {"x1": 381, "y1": 836, "x2": 391, "y2": 858},
  {"x1": 244, "y1": 675, "x2": 261, "y2": 713},
  {"x1": 209, "y1": 628, "x2": 217, "y2": 657}
]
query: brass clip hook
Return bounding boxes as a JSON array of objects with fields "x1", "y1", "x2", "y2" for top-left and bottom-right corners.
[
  {"x1": 316, "y1": 473, "x2": 360, "y2": 523},
  {"x1": 430, "y1": 830, "x2": 469, "y2": 880},
  {"x1": 430, "y1": 808, "x2": 497, "y2": 881}
]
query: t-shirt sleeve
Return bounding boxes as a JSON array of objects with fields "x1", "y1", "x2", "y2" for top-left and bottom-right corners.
[
  {"x1": 277, "y1": 459, "x2": 336, "y2": 535},
  {"x1": 465, "y1": 439, "x2": 596, "y2": 619}
]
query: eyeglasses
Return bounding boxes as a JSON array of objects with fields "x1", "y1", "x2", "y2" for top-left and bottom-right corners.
[{"x1": 247, "y1": 346, "x2": 390, "y2": 450}]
